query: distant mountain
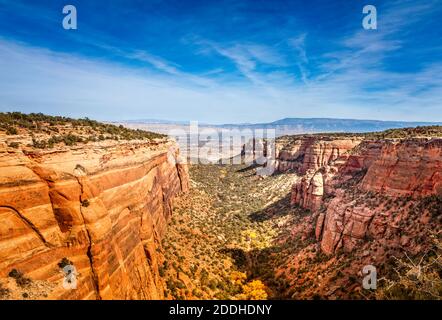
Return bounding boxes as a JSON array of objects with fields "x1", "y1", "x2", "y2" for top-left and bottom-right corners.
[
  {"x1": 120, "y1": 119, "x2": 190, "y2": 125},
  {"x1": 119, "y1": 117, "x2": 442, "y2": 135},
  {"x1": 216, "y1": 118, "x2": 442, "y2": 133}
]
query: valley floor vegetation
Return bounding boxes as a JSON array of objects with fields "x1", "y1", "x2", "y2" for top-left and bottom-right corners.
[{"x1": 159, "y1": 163, "x2": 441, "y2": 300}]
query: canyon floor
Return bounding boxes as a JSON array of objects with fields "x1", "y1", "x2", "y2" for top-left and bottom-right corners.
[
  {"x1": 160, "y1": 162, "x2": 442, "y2": 300},
  {"x1": 0, "y1": 113, "x2": 440, "y2": 300},
  {"x1": 160, "y1": 163, "x2": 298, "y2": 299}
]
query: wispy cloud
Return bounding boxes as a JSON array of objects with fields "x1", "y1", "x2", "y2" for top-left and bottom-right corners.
[
  {"x1": 0, "y1": 1, "x2": 441, "y2": 122},
  {"x1": 128, "y1": 51, "x2": 181, "y2": 75},
  {"x1": 318, "y1": 0, "x2": 441, "y2": 79},
  {"x1": 1, "y1": 36, "x2": 441, "y2": 123},
  {"x1": 203, "y1": 41, "x2": 288, "y2": 86},
  {"x1": 288, "y1": 33, "x2": 309, "y2": 83}
]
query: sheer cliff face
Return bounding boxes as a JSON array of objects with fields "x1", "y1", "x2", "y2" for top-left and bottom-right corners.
[
  {"x1": 276, "y1": 137, "x2": 362, "y2": 174},
  {"x1": 0, "y1": 140, "x2": 188, "y2": 299},
  {"x1": 285, "y1": 137, "x2": 442, "y2": 254},
  {"x1": 359, "y1": 139, "x2": 442, "y2": 196},
  {"x1": 274, "y1": 136, "x2": 363, "y2": 212}
]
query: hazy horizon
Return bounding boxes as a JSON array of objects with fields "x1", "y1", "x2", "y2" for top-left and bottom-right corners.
[{"x1": 2, "y1": 110, "x2": 442, "y2": 126}]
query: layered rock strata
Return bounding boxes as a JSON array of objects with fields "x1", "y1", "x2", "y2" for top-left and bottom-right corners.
[
  {"x1": 288, "y1": 137, "x2": 442, "y2": 254},
  {"x1": 0, "y1": 139, "x2": 188, "y2": 299},
  {"x1": 275, "y1": 136, "x2": 362, "y2": 174}
]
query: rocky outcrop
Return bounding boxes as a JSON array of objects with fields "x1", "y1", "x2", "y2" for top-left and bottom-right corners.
[
  {"x1": 0, "y1": 139, "x2": 188, "y2": 299},
  {"x1": 285, "y1": 137, "x2": 363, "y2": 211},
  {"x1": 275, "y1": 136, "x2": 362, "y2": 174},
  {"x1": 291, "y1": 170, "x2": 324, "y2": 212},
  {"x1": 318, "y1": 193, "x2": 378, "y2": 254},
  {"x1": 299, "y1": 138, "x2": 362, "y2": 174},
  {"x1": 289, "y1": 137, "x2": 442, "y2": 254},
  {"x1": 360, "y1": 139, "x2": 442, "y2": 197}
]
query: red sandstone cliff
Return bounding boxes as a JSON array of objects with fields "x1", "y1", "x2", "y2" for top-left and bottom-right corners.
[
  {"x1": 286, "y1": 137, "x2": 442, "y2": 254},
  {"x1": 0, "y1": 138, "x2": 188, "y2": 299},
  {"x1": 276, "y1": 136, "x2": 362, "y2": 174}
]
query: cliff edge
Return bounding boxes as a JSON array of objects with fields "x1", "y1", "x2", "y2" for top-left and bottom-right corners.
[{"x1": 0, "y1": 113, "x2": 189, "y2": 299}]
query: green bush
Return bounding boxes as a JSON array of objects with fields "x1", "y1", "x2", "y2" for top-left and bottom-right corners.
[
  {"x1": 6, "y1": 126, "x2": 18, "y2": 135},
  {"x1": 0, "y1": 112, "x2": 166, "y2": 146}
]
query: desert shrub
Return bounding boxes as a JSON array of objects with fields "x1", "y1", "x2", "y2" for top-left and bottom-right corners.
[
  {"x1": 58, "y1": 258, "x2": 74, "y2": 269},
  {"x1": 419, "y1": 195, "x2": 442, "y2": 218},
  {"x1": 236, "y1": 280, "x2": 269, "y2": 300},
  {"x1": 32, "y1": 138, "x2": 47, "y2": 149},
  {"x1": 176, "y1": 281, "x2": 186, "y2": 289},
  {"x1": 0, "y1": 283, "x2": 10, "y2": 298},
  {"x1": 81, "y1": 199, "x2": 90, "y2": 207},
  {"x1": 192, "y1": 288, "x2": 203, "y2": 298},
  {"x1": 6, "y1": 126, "x2": 18, "y2": 135},
  {"x1": 8, "y1": 269, "x2": 31, "y2": 287},
  {"x1": 377, "y1": 233, "x2": 442, "y2": 300},
  {"x1": 166, "y1": 279, "x2": 176, "y2": 291},
  {"x1": 207, "y1": 279, "x2": 218, "y2": 290},
  {"x1": 159, "y1": 266, "x2": 166, "y2": 277}
]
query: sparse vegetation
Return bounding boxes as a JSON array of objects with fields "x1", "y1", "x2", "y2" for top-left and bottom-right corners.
[
  {"x1": 58, "y1": 258, "x2": 74, "y2": 269},
  {"x1": 81, "y1": 199, "x2": 90, "y2": 207},
  {"x1": 0, "y1": 283, "x2": 10, "y2": 299},
  {"x1": 377, "y1": 233, "x2": 442, "y2": 300},
  {"x1": 0, "y1": 112, "x2": 166, "y2": 148},
  {"x1": 160, "y1": 155, "x2": 442, "y2": 300},
  {"x1": 277, "y1": 125, "x2": 442, "y2": 143},
  {"x1": 159, "y1": 163, "x2": 299, "y2": 299},
  {"x1": 7, "y1": 142, "x2": 19, "y2": 148},
  {"x1": 8, "y1": 269, "x2": 31, "y2": 287}
]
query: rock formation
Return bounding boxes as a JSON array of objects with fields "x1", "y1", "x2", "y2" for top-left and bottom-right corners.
[
  {"x1": 0, "y1": 139, "x2": 188, "y2": 299},
  {"x1": 291, "y1": 169, "x2": 324, "y2": 212},
  {"x1": 285, "y1": 136, "x2": 442, "y2": 254},
  {"x1": 360, "y1": 139, "x2": 442, "y2": 197},
  {"x1": 275, "y1": 136, "x2": 362, "y2": 174}
]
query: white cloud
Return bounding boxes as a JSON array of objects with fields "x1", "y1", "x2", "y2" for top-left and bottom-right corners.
[
  {"x1": 288, "y1": 33, "x2": 309, "y2": 83},
  {"x1": 206, "y1": 42, "x2": 288, "y2": 86},
  {"x1": 0, "y1": 36, "x2": 441, "y2": 123},
  {"x1": 129, "y1": 51, "x2": 181, "y2": 75}
]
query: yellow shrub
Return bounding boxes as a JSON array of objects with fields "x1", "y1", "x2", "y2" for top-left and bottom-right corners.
[
  {"x1": 230, "y1": 271, "x2": 247, "y2": 285},
  {"x1": 239, "y1": 280, "x2": 268, "y2": 300}
]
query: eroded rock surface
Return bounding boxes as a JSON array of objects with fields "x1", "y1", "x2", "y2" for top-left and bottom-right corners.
[
  {"x1": 285, "y1": 137, "x2": 442, "y2": 254},
  {"x1": 0, "y1": 139, "x2": 188, "y2": 299}
]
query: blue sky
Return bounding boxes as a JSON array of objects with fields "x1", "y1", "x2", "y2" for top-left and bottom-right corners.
[{"x1": 0, "y1": 0, "x2": 441, "y2": 123}]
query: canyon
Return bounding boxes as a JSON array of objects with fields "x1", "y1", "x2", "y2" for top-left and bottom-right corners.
[
  {"x1": 0, "y1": 119, "x2": 189, "y2": 299},
  {"x1": 280, "y1": 134, "x2": 441, "y2": 255},
  {"x1": 155, "y1": 128, "x2": 441, "y2": 300},
  {"x1": 0, "y1": 114, "x2": 441, "y2": 300}
]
